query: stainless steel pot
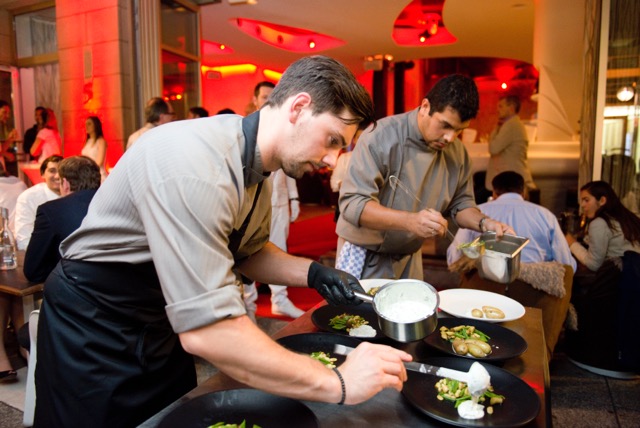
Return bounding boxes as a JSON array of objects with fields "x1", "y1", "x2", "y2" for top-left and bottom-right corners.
[
  {"x1": 475, "y1": 232, "x2": 530, "y2": 284},
  {"x1": 354, "y1": 279, "x2": 439, "y2": 342}
]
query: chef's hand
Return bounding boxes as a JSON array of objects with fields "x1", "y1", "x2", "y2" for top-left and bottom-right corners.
[
  {"x1": 482, "y1": 218, "x2": 515, "y2": 238},
  {"x1": 290, "y1": 199, "x2": 300, "y2": 222},
  {"x1": 307, "y1": 261, "x2": 363, "y2": 305},
  {"x1": 411, "y1": 208, "x2": 448, "y2": 238},
  {"x1": 338, "y1": 342, "x2": 411, "y2": 404}
]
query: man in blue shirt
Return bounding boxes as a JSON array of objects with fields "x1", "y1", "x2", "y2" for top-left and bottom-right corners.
[
  {"x1": 447, "y1": 171, "x2": 576, "y2": 360},
  {"x1": 448, "y1": 171, "x2": 576, "y2": 271}
]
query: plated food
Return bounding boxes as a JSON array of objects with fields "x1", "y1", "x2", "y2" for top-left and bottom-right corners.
[
  {"x1": 311, "y1": 304, "x2": 383, "y2": 340},
  {"x1": 309, "y1": 351, "x2": 337, "y2": 368},
  {"x1": 276, "y1": 332, "x2": 363, "y2": 366},
  {"x1": 438, "y1": 289, "x2": 525, "y2": 323},
  {"x1": 471, "y1": 305, "x2": 506, "y2": 320},
  {"x1": 422, "y1": 318, "x2": 527, "y2": 362},
  {"x1": 435, "y1": 377, "x2": 505, "y2": 419},
  {"x1": 439, "y1": 325, "x2": 492, "y2": 358},
  {"x1": 402, "y1": 357, "x2": 540, "y2": 428}
]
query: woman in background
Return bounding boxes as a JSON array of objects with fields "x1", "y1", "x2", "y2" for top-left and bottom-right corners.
[
  {"x1": 30, "y1": 108, "x2": 61, "y2": 165},
  {"x1": 82, "y1": 116, "x2": 108, "y2": 181},
  {"x1": 564, "y1": 182, "x2": 640, "y2": 376},
  {"x1": 565, "y1": 180, "x2": 640, "y2": 271}
]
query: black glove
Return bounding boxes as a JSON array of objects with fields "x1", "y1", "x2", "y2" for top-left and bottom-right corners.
[{"x1": 307, "y1": 261, "x2": 364, "y2": 306}]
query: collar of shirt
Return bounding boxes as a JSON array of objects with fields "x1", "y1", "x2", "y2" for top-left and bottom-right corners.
[
  {"x1": 494, "y1": 192, "x2": 524, "y2": 202},
  {"x1": 241, "y1": 111, "x2": 267, "y2": 187}
]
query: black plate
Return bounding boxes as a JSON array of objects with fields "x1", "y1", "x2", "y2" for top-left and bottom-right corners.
[
  {"x1": 422, "y1": 318, "x2": 527, "y2": 361},
  {"x1": 402, "y1": 357, "x2": 540, "y2": 427},
  {"x1": 310, "y1": 304, "x2": 384, "y2": 340},
  {"x1": 158, "y1": 388, "x2": 318, "y2": 428},
  {"x1": 276, "y1": 332, "x2": 363, "y2": 365}
]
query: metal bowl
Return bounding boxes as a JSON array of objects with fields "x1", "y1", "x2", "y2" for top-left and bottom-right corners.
[
  {"x1": 354, "y1": 279, "x2": 439, "y2": 342},
  {"x1": 477, "y1": 232, "x2": 530, "y2": 284}
]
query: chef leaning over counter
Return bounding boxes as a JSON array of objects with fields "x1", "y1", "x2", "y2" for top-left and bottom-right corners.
[{"x1": 34, "y1": 56, "x2": 412, "y2": 428}]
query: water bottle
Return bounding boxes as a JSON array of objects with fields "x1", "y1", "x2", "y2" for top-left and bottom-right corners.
[{"x1": 0, "y1": 207, "x2": 17, "y2": 270}]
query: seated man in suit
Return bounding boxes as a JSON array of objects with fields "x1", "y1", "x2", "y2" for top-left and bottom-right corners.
[
  {"x1": 14, "y1": 155, "x2": 63, "y2": 250},
  {"x1": 447, "y1": 171, "x2": 576, "y2": 361},
  {"x1": 24, "y1": 156, "x2": 101, "y2": 283}
]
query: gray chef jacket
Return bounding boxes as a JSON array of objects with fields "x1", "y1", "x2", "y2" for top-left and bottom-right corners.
[{"x1": 336, "y1": 108, "x2": 476, "y2": 279}]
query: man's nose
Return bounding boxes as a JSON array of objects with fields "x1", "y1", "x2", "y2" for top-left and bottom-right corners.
[{"x1": 323, "y1": 149, "x2": 341, "y2": 169}]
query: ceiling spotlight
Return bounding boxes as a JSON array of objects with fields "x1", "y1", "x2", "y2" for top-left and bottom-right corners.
[
  {"x1": 308, "y1": 39, "x2": 316, "y2": 49},
  {"x1": 616, "y1": 86, "x2": 635, "y2": 102}
]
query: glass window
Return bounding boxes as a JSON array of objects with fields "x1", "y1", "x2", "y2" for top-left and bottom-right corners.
[
  {"x1": 601, "y1": 0, "x2": 639, "y2": 212},
  {"x1": 160, "y1": 0, "x2": 200, "y2": 119},
  {"x1": 161, "y1": 0, "x2": 198, "y2": 57},
  {"x1": 14, "y1": 7, "x2": 57, "y2": 59}
]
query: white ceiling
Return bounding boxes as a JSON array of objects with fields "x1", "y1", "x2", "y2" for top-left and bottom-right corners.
[{"x1": 200, "y1": 0, "x2": 536, "y2": 74}]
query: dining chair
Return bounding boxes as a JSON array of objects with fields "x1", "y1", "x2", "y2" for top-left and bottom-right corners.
[{"x1": 23, "y1": 309, "x2": 39, "y2": 427}]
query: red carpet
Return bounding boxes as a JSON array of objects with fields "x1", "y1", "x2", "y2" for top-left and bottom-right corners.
[
  {"x1": 256, "y1": 286, "x2": 324, "y2": 320},
  {"x1": 257, "y1": 207, "x2": 335, "y2": 320}
]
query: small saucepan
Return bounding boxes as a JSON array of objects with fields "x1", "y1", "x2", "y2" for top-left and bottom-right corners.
[{"x1": 353, "y1": 279, "x2": 439, "y2": 342}]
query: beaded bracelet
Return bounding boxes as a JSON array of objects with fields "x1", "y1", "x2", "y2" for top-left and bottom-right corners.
[{"x1": 332, "y1": 367, "x2": 346, "y2": 405}]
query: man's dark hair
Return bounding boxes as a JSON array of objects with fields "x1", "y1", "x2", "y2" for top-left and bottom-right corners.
[
  {"x1": 145, "y1": 97, "x2": 171, "y2": 124},
  {"x1": 216, "y1": 108, "x2": 235, "y2": 115},
  {"x1": 254, "y1": 81, "x2": 275, "y2": 97},
  {"x1": 0, "y1": 100, "x2": 9, "y2": 109},
  {"x1": 424, "y1": 74, "x2": 479, "y2": 122},
  {"x1": 502, "y1": 95, "x2": 521, "y2": 114},
  {"x1": 189, "y1": 106, "x2": 209, "y2": 118},
  {"x1": 40, "y1": 155, "x2": 64, "y2": 175},
  {"x1": 491, "y1": 171, "x2": 525, "y2": 196},
  {"x1": 266, "y1": 56, "x2": 375, "y2": 131},
  {"x1": 58, "y1": 156, "x2": 101, "y2": 192}
]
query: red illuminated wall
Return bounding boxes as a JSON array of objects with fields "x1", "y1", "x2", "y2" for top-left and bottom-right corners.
[
  {"x1": 56, "y1": 0, "x2": 135, "y2": 170},
  {"x1": 201, "y1": 68, "x2": 375, "y2": 117}
]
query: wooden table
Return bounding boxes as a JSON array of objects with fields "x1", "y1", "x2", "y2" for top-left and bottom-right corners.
[
  {"x1": 140, "y1": 305, "x2": 550, "y2": 427},
  {"x1": 0, "y1": 251, "x2": 43, "y2": 323}
]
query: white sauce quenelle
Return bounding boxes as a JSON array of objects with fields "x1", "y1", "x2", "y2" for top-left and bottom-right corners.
[
  {"x1": 348, "y1": 325, "x2": 376, "y2": 338},
  {"x1": 457, "y1": 398, "x2": 485, "y2": 419},
  {"x1": 458, "y1": 362, "x2": 491, "y2": 420}
]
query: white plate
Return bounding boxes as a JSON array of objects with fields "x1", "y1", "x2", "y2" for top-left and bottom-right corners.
[
  {"x1": 359, "y1": 278, "x2": 393, "y2": 293},
  {"x1": 437, "y1": 289, "x2": 525, "y2": 322}
]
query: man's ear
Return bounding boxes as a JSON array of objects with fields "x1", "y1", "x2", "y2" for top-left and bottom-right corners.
[
  {"x1": 61, "y1": 177, "x2": 71, "y2": 195},
  {"x1": 288, "y1": 93, "x2": 312, "y2": 124}
]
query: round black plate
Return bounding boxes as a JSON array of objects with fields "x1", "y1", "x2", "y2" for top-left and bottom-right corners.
[
  {"x1": 158, "y1": 389, "x2": 318, "y2": 428},
  {"x1": 276, "y1": 332, "x2": 363, "y2": 365},
  {"x1": 310, "y1": 304, "x2": 384, "y2": 340},
  {"x1": 402, "y1": 357, "x2": 540, "y2": 427},
  {"x1": 422, "y1": 317, "x2": 527, "y2": 362}
]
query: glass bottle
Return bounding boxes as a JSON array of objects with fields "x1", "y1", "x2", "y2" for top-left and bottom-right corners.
[{"x1": 0, "y1": 207, "x2": 17, "y2": 270}]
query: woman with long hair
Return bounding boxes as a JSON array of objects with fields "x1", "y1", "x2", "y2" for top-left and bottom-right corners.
[
  {"x1": 566, "y1": 180, "x2": 640, "y2": 271},
  {"x1": 30, "y1": 108, "x2": 61, "y2": 165},
  {"x1": 81, "y1": 116, "x2": 108, "y2": 181}
]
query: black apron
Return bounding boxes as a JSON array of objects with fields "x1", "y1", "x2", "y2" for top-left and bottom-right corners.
[{"x1": 34, "y1": 113, "x2": 264, "y2": 428}]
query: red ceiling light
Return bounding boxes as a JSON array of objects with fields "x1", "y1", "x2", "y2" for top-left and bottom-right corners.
[
  {"x1": 202, "y1": 40, "x2": 234, "y2": 55},
  {"x1": 393, "y1": 0, "x2": 456, "y2": 46},
  {"x1": 233, "y1": 18, "x2": 344, "y2": 53}
]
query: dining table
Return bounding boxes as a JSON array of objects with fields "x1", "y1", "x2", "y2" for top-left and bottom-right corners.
[
  {"x1": 0, "y1": 250, "x2": 43, "y2": 324},
  {"x1": 139, "y1": 302, "x2": 550, "y2": 427}
]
